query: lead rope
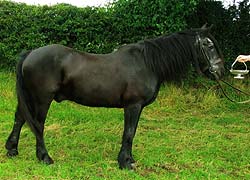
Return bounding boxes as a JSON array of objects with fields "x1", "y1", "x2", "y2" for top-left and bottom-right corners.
[{"x1": 216, "y1": 79, "x2": 250, "y2": 104}]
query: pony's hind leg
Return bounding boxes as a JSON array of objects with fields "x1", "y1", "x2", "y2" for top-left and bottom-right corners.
[
  {"x1": 34, "y1": 102, "x2": 54, "y2": 164},
  {"x1": 5, "y1": 105, "x2": 25, "y2": 157}
]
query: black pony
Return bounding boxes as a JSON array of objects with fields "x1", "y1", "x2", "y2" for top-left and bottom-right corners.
[{"x1": 6, "y1": 26, "x2": 224, "y2": 169}]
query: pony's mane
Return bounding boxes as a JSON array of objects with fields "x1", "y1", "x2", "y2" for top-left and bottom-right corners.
[{"x1": 140, "y1": 30, "x2": 198, "y2": 82}]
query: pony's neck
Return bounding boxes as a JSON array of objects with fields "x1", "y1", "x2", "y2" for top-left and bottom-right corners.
[{"x1": 143, "y1": 33, "x2": 196, "y2": 82}]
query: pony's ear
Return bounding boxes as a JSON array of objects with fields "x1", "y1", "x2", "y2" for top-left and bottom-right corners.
[
  {"x1": 201, "y1": 24, "x2": 214, "y2": 34},
  {"x1": 201, "y1": 23, "x2": 208, "y2": 29},
  {"x1": 208, "y1": 24, "x2": 214, "y2": 31}
]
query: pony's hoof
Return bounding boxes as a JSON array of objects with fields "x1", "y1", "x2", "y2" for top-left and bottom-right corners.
[
  {"x1": 118, "y1": 157, "x2": 136, "y2": 170},
  {"x1": 43, "y1": 155, "x2": 54, "y2": 165},
  {"x1": 7, "y1": 149, "x2": 18, "y2": 157},
  {"x1": 38, "y1": 154, "x2": 54, "y2": 165},
  {"x1": 118, "y1": 151, "x2": 136, "y2": 170},
  {"x1": 119, "y1": 162, "x2": 136, "y2": 170}
]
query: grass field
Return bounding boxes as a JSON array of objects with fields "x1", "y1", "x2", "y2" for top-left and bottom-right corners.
[{"x1": 0, "y1": 71, "x2": 249, "y2": 179}]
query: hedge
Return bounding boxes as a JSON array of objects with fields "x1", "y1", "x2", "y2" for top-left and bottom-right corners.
[
  {"x1": 0, "y1": 1, "x2": 117, "y2": 68},
  {"x1": 0, "y1": 0, "x2": 249, "y2": 69}
]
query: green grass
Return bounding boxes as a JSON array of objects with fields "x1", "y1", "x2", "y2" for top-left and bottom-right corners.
[{"x1": 0, "y1": 71, "x2": 249, "y2": 179}]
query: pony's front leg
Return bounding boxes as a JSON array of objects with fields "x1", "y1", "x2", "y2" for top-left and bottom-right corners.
[{"x1": 118, "y1": 104, "x2": 143, "y2": 169}]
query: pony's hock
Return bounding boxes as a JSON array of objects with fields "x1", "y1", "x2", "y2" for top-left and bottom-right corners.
[{"x1": 6, "y1": 25, "x2": 225, "y2": 169}]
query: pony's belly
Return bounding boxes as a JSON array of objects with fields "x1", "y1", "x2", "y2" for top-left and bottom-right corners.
[{"x1": 54, "y1": 89, "x2": 124, "y2": 108}]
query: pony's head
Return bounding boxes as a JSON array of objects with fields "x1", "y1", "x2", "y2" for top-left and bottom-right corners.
[{"x1": 195, "y1": 24, "x2": 225, "y2": 80}]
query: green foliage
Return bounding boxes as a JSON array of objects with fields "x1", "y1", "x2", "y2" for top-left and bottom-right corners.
[
  {"x1": 187, "y1": 0, "x2": 250, "y2": 61},
  {"x1": 109, "y1": 0, "x2": 197, "y2": 43},
  {"x1": 225, "y1": 0, "x2": 250, "y2": 58},
  {"x1": 0, "y1": 0, "x2": 198, "y2": 69},
  {"x1": 0, "y1": 0, "x2": 249, "y2": 69},
  {"x1": 0, "y1": 1, "x2": 117, "y2": 68}
]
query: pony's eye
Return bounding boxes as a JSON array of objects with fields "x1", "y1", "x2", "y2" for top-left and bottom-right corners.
[{"x1": 208, "y1": 43, "x2": 214, "y2": 48}]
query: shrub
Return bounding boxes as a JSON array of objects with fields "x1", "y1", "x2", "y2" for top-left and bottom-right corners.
[{"x1": 0, "y1": 0, "x2": 249, "y2": 70}]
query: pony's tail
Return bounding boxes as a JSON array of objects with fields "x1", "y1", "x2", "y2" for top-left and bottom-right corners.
[{"x1": 16, "y1": 51, "x2": 42, "y2": 134}]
